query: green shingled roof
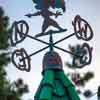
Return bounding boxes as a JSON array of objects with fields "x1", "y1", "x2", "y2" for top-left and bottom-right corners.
[{"x1": 34, "y1": 70, "x2": 80, "y2": 100}]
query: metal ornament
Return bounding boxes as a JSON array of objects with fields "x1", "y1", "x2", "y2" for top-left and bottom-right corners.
[
  {"x1": 72, "y1": 43, "x2": 93, "y2": 68},
  {"x1": 12, "y1": 48, "x2": 31, "y2": 72},
  {"x1": 9, "y1": 1, "x2": 95, "y2": 100},
  {"x1": 10, "y1": 6, "x2": 94, "y2": 71},
  {"x1": 10, "y1": 20, "x2": 29, "y2": 46},
  {"x1": 72, "y1": 15, "x2": 93, "y2": 41}
]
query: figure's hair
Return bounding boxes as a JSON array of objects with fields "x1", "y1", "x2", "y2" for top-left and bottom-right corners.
[{"x1": 32, "y1": 0, "x2": 66, "y2": 12}]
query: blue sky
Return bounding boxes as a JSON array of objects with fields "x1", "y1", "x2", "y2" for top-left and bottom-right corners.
[{"x1": 0, "y1": 0, "x2": 100, "y2": 100}]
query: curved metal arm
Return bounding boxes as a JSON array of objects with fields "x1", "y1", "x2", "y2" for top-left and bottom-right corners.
[
  {"x1": 12, "y1": 48, "x2": 31, "y2": 72},
  {"x1": 72, "y1": 43, "x2": 93, "y2": 68},
  {"x1": 10, "y1": 20, "x2": 29, "y2": 46},
  {"x1": 72, "y1": 15, "x2": 94, "y2": 41},
  {"x1": 25, "y1": 11, "x2": 41, "y2": 18}
]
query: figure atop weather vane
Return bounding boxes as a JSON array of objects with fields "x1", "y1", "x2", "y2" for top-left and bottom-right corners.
[{"x1": 25, "y1": 0, "x2": 67, "y2": 37}]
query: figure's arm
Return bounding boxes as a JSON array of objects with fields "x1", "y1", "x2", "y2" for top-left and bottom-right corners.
[{"x1": 25, "y1": 11, "x2": 41, "y2": 18}]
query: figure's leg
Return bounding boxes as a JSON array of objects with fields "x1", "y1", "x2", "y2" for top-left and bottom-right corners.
[
  {"x1": 49, "y1": 19, "x2": 67, "y2": 31},
  {"x1": 56, "y1": 71, "x2": 80, "y2": 100},
  {"x1": 35, "y1": 20, "x2": 49, "y2": 37},
  {"x1": 42, "y1": 20, "x2": 49, "y2": 33}
]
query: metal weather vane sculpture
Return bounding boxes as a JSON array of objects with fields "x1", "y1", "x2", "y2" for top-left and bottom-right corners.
[{"x1": 9, "y1": 0, "x2": 94, "y2": 99}]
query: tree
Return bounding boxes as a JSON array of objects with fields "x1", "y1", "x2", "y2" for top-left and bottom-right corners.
[
  {"x1": 65, "y1": 44, "x2": 95, "y2": 99},
  {"x1": 0, "y1": 6, "x2": 29, "y2": 100}
]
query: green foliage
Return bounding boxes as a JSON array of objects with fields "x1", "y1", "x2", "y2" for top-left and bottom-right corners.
[
  {"x1": 0, "y1": 7, "x2": 29, "y2": 100},
  {"x1": 65, "y1": 44, "x2": 94, "y2": 99},
  {"x1": 0, "y1": 53, "x2": 11, "y2": 66},
  {"x1": 0, "y1": 7, "x2": 9, "y2": 49},
  {"x1": 98, "y1": 86, "x2": 100, "y2": 100}
]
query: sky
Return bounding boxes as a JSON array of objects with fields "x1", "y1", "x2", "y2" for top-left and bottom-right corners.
[{"x1": 0, "y1": 0, "x2": 100, "y2": 100}]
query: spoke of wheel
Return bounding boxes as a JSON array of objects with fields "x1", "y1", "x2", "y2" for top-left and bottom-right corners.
[
  {"x1": 54, "y1": 45, "x2": 82, "y2": 58},
  {"x1": 54, "y1": 31, "x2": 79, "y2": 45},
  {"x1": 20, "y1": 46, "x2": 49, "y2": 61},
  {"x1": 20, "y1": 32, "x2": 49, "y2": 45}
]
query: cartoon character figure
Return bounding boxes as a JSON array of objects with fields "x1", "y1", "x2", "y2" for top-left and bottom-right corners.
[{"x1": 25, "y1": 0, "x2": 67, "y2": 37}]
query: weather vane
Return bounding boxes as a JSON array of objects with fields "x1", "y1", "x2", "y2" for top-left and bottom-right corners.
[{"x1": 9, "y1": 0, "x2": 94, "y2": 99}]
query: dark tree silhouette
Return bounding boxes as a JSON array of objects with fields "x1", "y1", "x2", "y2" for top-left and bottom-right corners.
[
  {"x1": 65, "y1": 44, "x2": 95, "y2": 99},
  {"x1": 0, "y1": 7, "x2": 29, "y2": 100},
  {"x1": 98, "y1": 86, "x2": 100, "y2": 100}
]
